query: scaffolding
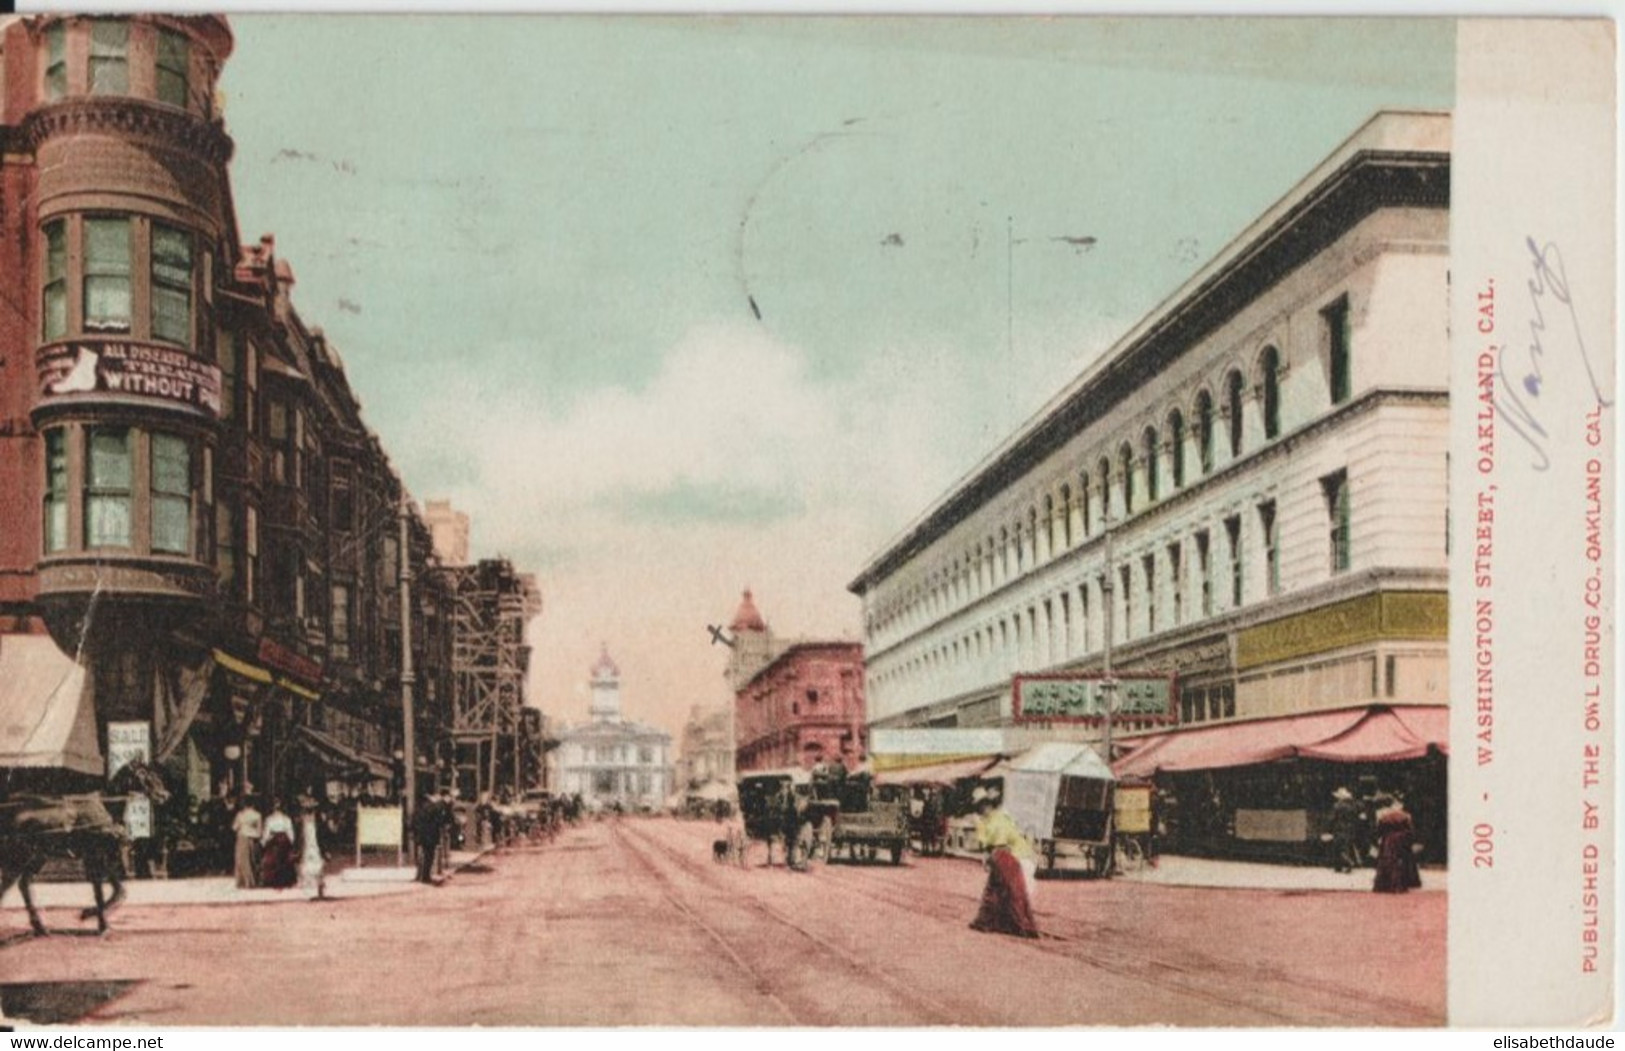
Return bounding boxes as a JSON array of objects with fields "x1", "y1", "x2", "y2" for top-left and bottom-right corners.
[{"x1": 443, "y1": 559, "x2": 542, "y2": 799}]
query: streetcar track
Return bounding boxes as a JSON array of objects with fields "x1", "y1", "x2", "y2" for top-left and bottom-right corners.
[
  {"x1": 616, "y1": 823, "x2": 959, "y2": 1026},
  {"x1": 819, "y1": 859, "x2": 1440, "y2": 1027}
]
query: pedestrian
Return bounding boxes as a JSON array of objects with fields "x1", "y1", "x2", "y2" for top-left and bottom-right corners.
[
  {"x1": 969, "y1": 787, "x2": 1039, "y2": 938},
  {"x1": 413, "y1": 792, "x2": 444, "y2": 883},
  {"x1": 1329, "y1": 786, "x2": 1362, "y2": 873},
  {"x1": 231, "y1": 795, "x2": 263, "y2": 889},
  {"x1": 297, "y1": 795, "x2": 327, "y2": 900},
  {"x1": 1372, "y1": 796, "x2": 1423, "y2": 893},
  {"x1": 259, "y1": 797, "x2": 298, "y2": 889}
]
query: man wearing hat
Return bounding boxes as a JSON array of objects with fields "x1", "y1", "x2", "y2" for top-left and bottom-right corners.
[
  {"x1": 1329, "y1": 786, "x2": 1362, "y2": 873},
  {"x1": 969, "y1": 786, "x2": 1039, "y2": 938}
]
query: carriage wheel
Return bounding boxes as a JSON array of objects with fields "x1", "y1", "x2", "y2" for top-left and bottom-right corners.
[
  {"x1": 889, "y1": 842, "x2": 903, "y2": 865},
  {"x1": 1115, "y1": 835, "x2": 1146, "y2": 874}
]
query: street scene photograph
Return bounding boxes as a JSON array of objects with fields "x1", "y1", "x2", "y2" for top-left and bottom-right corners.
[{"x1": 0, "y1": 12, "x2": 1486, "y2": 1029}]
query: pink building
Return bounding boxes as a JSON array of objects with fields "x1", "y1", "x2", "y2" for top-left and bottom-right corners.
[{"x1": 735, "y1": 640, "x2": 866, "y2": 774}]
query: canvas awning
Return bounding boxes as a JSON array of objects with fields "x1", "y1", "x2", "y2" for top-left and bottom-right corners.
[
  {"x1": 296, "y1": 725, "x2": 393, "y2": 781},
  {"x1": 0, "y1": 634, "x2": 102, "y2": 776},
  {"x1": 1009, "y1": 741, "x2": 1116, "y2": 781},
  {"x1": 876, "y1": 755, "x2": 1006, "y2": 786},
  {"x1": 1112, "y1": 704, "x2": 1449, "y2": 780}
]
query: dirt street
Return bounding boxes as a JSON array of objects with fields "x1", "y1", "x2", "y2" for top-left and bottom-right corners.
[{"x1": 1, "y1": 816, "x2": 1444, "y2": 1026}]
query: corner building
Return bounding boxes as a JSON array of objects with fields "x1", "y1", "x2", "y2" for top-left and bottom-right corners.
[
  {"x1": 0, "y1": 15, "x2": 462, "y2": 812},
  {"x1": 849, "y1": 112, "x2": 1450, "y2": 863}
]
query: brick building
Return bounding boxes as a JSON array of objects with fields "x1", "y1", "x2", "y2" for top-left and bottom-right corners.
[{"x1": 735, "y1": 640, "x2": 866, "y2": 774}]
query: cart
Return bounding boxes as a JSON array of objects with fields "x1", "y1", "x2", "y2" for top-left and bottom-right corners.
[{"x1": 1002, "y1": 742, "x2": 1118, "y2": 878}]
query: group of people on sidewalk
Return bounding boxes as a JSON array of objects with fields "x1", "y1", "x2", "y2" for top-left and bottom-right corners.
[
  {"x1": 230, "y1": 795, "x2": 327, "y2": 898},
  {"x1": 1329, "y1": 786, "x2": 1424, "y2": 893}
]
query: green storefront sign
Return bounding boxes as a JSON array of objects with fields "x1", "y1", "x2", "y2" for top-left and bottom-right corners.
[{"x1": 1015, "y1": 676, "x2": 1172, "y2": 720}]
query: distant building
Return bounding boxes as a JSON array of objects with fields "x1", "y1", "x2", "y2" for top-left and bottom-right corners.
[
  {"x1": 675, "y1": 705, "x2": 733, "y2": 789},
  {"x1": 556, "y1": 646, "x2": 671, "y2": 810},
  {"x1": 735, "y1": 641, "x2": 866, "y2": 774},
  {"x1": 424, "y1": 500, "x2": 471, "y2": 567},
  {"x1": 722, "y1": 588, "x2": 778, "y2": 691}
]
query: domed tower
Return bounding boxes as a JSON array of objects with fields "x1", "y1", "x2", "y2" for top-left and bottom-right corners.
[
  {"x1": 13, "y1": 16, "x2": 236, "y2": 673},
  {"x1": 724, "y1": 588, "x2": 774, "y2": 691},
  {"x1": 588, "y1": 643, "x2": 622, "y2": 723}
]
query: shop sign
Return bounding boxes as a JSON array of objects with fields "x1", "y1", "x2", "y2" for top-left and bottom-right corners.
[
  {"x1": 37, "y1": 339, "x2": 222, "y2": 418},
  {"x1": 356, "y1": 805, "x2": 403, "y2": 848},
  {"x1": 257, "y1": 637, "x2": 323, "y2": 689},
  {"x1": 1012, "y1": 674, "x2": 1174, "y2": 723},
  {"x1": 106, "y1": 721, "x2": 152, "y2": 778},
  {"x1": 123, "y1": 794, "x2": 153, "y2": 840}
]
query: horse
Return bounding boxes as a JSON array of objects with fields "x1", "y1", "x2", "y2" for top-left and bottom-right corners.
[{"x1": 0, "y1": 761, "x2": 170, "y2": 937}]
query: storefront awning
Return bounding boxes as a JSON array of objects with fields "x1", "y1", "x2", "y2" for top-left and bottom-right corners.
[
  {"x1": 296, "y1": 725, "x2": 393, "y2": 781},
  {"x1": 0, "y1": 635, "x2": 102, "y2": 776},
  {"x1": 1112, "y1": 704, "x2": 1449, "y2": 780},
  {"x1": 876, "y1": 754, "x2": 1006, "y2": 785}
]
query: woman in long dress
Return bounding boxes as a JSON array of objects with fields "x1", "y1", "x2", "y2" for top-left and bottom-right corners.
[
  {"x1": 297, "y1": 799, "x2": 326, "y2": 899},
  {"x1": 969, "y1": 788, "x2": 1039, "y2": 938},
  {"x1": 231, "y1": 798, "x2": 263, "y2": 889},
  {"x1": 1372, "y1": 797, "x2": 1423, "y2": 893},
  {"x1": 259, "y1": 798, "x2": 298, "y2": 889}
]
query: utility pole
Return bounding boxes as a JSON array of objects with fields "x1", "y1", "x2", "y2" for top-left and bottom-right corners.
[
  {"x1": 399, "y1": 495, "x2": 418, "y2": 844},
  {"x1": 1100, "y1": 516, "x2": 1119, "y2": 763}
]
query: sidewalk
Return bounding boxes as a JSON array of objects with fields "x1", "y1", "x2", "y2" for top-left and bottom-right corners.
[
  {"x1": 1104, "y1": 853, "x2": 1447, "y2": 893},
  {"x1": 2, "y1": 848, "x2": 492, "y2": 911}
]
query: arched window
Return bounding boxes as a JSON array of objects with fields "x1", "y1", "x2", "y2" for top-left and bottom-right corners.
[
  {"x1": 1226, "y1": 369, "x2": 1245, "y2": 458},
  {"x1": 1196, "y1": 390, "x2": 1215, "y2": 475},
  {"x1": 1059, "y1": 485, "x2": 1072, "y2": 549},
  {"x1": 1119, "y1": 442, "x2": 1135, "y2": 515},
  {"x1": 1168, "y1": 409, "x2": 1186, "y2": 488},
  {"x1": 1261, "y1": 345, "x2": 1282, "y2": 439},
  {"x1": 1097, "y1": 457, "x2": 1112, "y2": 526},
  {"x1": 1143, "y1": 426, "x2": 1160, "y2": 502},
  {"x1": 1079, "y1": 473, "x2": 1092, "y2": 536}
]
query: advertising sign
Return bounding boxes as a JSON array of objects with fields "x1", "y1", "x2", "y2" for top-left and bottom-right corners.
[
  {"x1": 1012, "y1": 674, "x2": 1174, "y2": 723},
  {"x1": 36, "y1": 339, "x2": 223, "y2": 418},
  {"x1": 123, "y1": 794, "x2": 153, "y2": 840},
  {"x1": 106, "y1": 721, "x2": 152, "y2": 779}
]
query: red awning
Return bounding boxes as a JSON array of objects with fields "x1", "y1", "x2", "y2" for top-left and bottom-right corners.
[
  {"x1": 877, "y1": 755, "x2": 1005, "y2": 786},
  {"x1": 1113, "y1": 705, "x2": 1448, "y2": 779}
]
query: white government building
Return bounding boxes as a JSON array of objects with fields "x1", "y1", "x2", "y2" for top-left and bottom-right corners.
[
  {"x1": 849, "y1": 111, "x2": 1451, "y2": 863},
  {"x1": 556, "y1": 646, "x2": 672, "y2": 812}
]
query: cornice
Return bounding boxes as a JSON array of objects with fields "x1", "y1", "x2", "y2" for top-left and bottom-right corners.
[{"x1": 23, "y1": 98, "x2": 234, "y2": 166}]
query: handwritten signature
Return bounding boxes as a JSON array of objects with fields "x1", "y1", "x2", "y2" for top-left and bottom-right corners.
[{"x1": 1493, "y1": 238, "x2": 1613, "y2": 471}]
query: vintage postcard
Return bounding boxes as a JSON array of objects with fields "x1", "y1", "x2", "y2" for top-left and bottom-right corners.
[{"x1": 0, "y1": 11, "x2": 1613, "y2": 1033}]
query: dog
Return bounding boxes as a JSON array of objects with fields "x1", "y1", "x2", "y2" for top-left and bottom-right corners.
[{"x1": 712, "y1": 828, "x2": 747, "y2": 866}]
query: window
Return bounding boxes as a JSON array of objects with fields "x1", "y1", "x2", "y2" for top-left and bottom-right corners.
[
  {"x1": 1226, "y1": 369, "x2": 1245, "y2": 457},
  {"x1": 157, "y1": 29, "x2": 189, "y2": 108},
  {"x1": 331, "y1": 583, "x2": 352, "y2": 660},
  {"x1": 1143, "y1": 427, "x2": 1160, "y2": 502},
  {"x1": 1259, "y1": 500, "x2": 1280, "y2": 595},
  {"x1": 1325, "y1": 296, "x2": 1351, "y2": 404},
  {"x1": 45, "y1": 23, "x2": 66, "y2": 101},
  {"x1": 42, "y1": 220, "x2": 67, "y2": 342},
  {"x1": 639, "y1": 746, "x2": 654, "y2": 764},
  {"x1": 1119, "y1": 565, "x2": 1132, "y2": 641},
  {"x1": 1169, "y1": 410, "x2": 1186, "y2": 489},
  {"x1": 1119, "y1": 443, "x2": 1134, "y2": 515},
  {"x1": 332, "y1": 476, "x2": 355, "y2": 534},
  {"x1": 44, "y1": 430, "x2": 68, "y2": 553},
  {"x1": 89, "y1": 20, "x2": 129, "y2": 96},
  {"x1": 1142, "y1": 553, "x2": 1157, "y2": 635},
  {"x1": 1195, "y1": 530, "x2": 1212, "y2": 617},
  {"x1": 245, "y1": 504, "x2": 259, "y2": 604},
  {"x1": 1168, "y1": 542, "x2": 1183, "y2": 626},
  {"x1": 1324, "y1": 470, "x2": 1351, "y2": 573},
  {"x1": 1080, "y1": 473, "x2": 1092, "y2": 536},
  {"x1": 151, "y1": 224, "x2": 193, "y2": 346},
  {"x1": 216, "y1": 503, "x2": 237, "y2": 590},
  {"x1": 1059, "y1": 485, "x2": 1072, "y2": 548},
  {"x1": 85, "y1": 427, "x2": 132, "y2": 547},
  {"x1": 219, "y1": 328, "x2": 239, "y2": 420},
  {"x1": 150, "y1": 433, "x2": 191, "y2": 554},
  {"x1": 805, "y1": 689, "x2": 819, "y2": 705},
  {"x1": 1262, "y1": 346, "x2": 1282, "y2": 439},
  {"x1": 1196, "y1": 391, "x2": 1215, "y2": 474},
  {"x1": 1225, "y1": 515, "x2": 1243, "y2": 608},
  {"x1": 84, "y1": 218, "x2": 132, "y2": 332}
]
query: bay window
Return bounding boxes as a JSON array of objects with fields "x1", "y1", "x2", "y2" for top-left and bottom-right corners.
[
  {"x1": 150, "y1": 433, "x2": 192, "y2": 554},
  {"x1": 86, "y1": 427, "x2": 133, "y2": 547},
  {"x1": 88, "y1": 20, "x2": 129, "y2": 96},
  {"x1": 44, "y1": 430, "x2": 69, "y2": 553},
  {"x1": 84, "y1": 217, "x2": 132, "y2": 333},
  {"x1": 43, "y1": 220, "x2": 67, "y2": 342},
  {"x1": 151, "y1": 223, "x2": 194, "y2": 345},
  {"x1": 45, "y1": 23, "x2": 66, "y2": 101},
  {"x1": 157, "y1": 29, "x2": 189, "y2": 108}
]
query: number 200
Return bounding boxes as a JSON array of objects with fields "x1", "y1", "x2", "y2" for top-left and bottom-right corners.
[{"x1": 1472, "y1": 823, "x2": 1494, "y2": 869}]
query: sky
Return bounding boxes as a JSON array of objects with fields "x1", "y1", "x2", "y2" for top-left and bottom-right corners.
[{"x1": 215, "y1": 16, "x2": 1455, "y2": 741}]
